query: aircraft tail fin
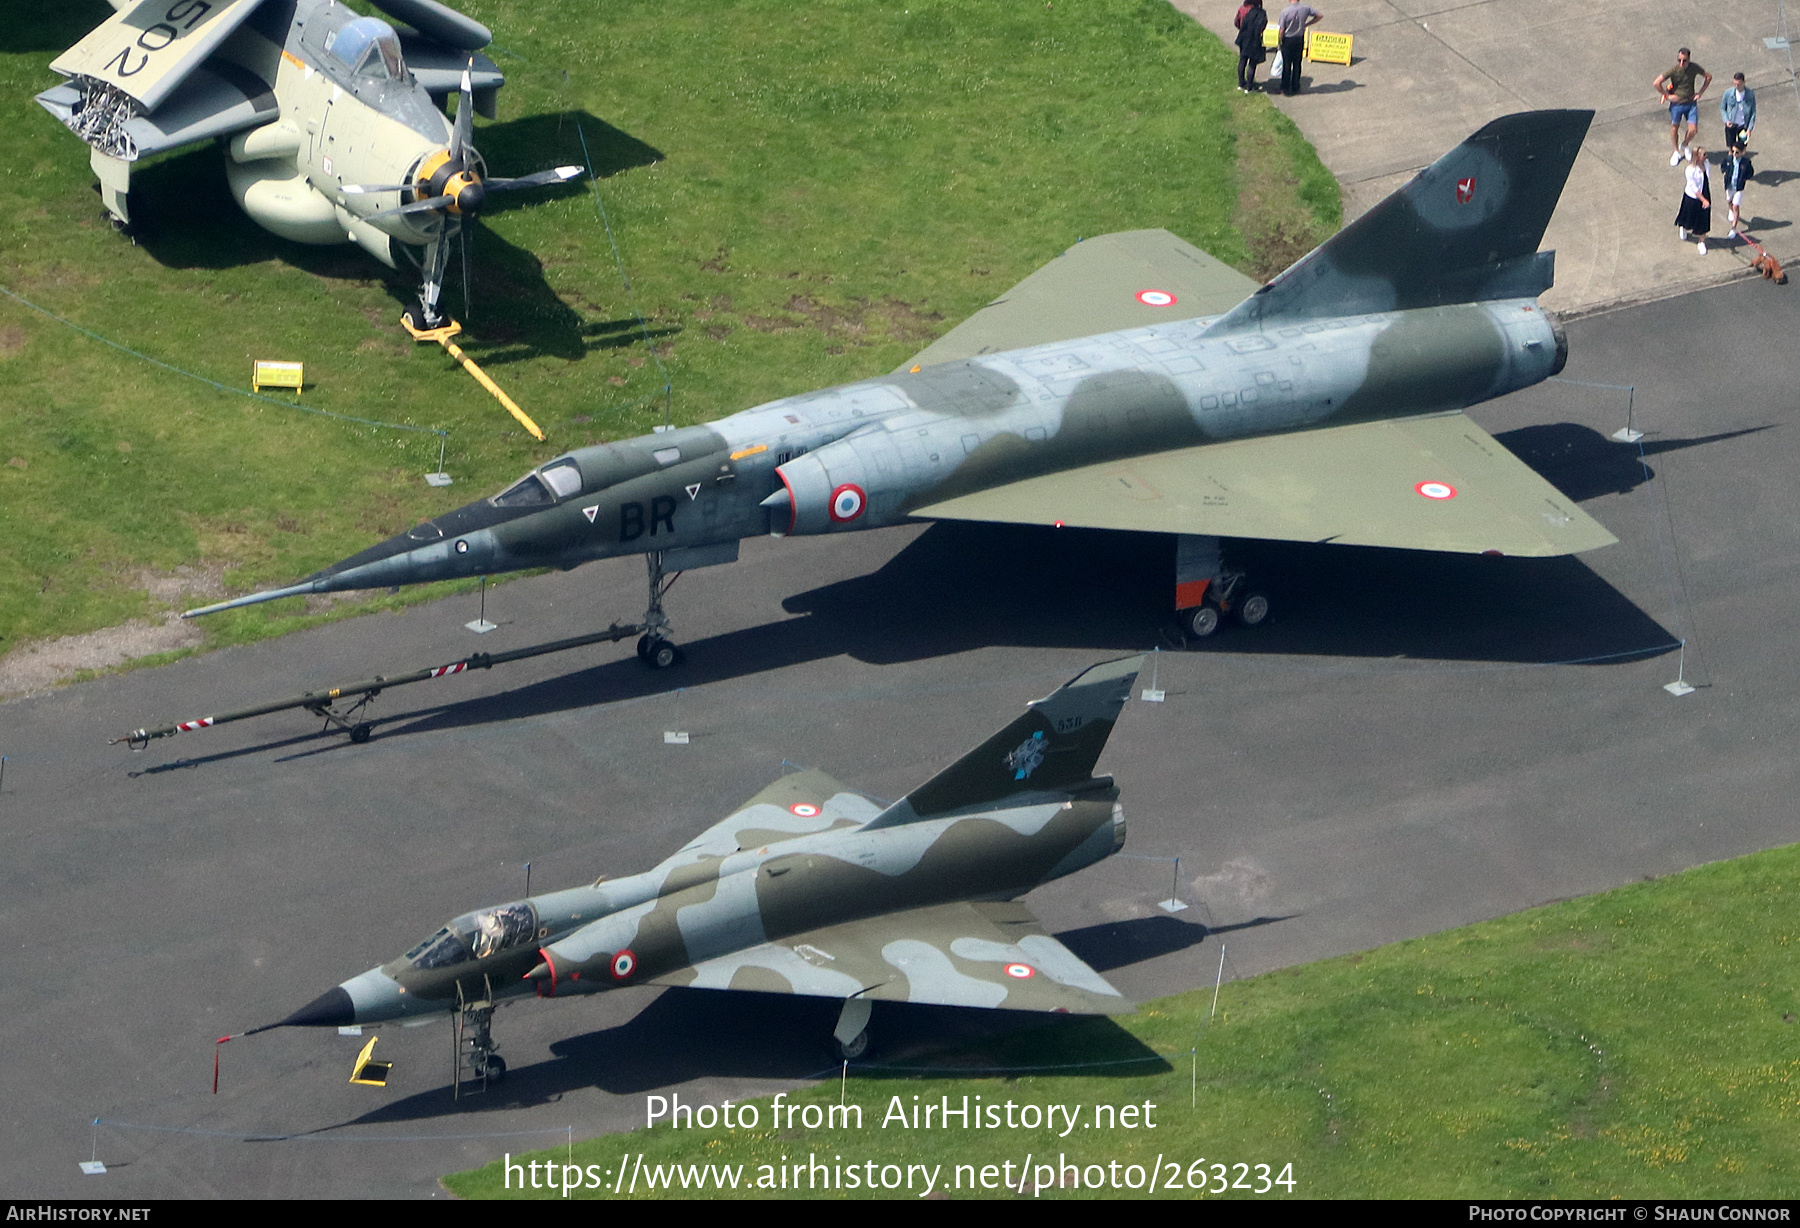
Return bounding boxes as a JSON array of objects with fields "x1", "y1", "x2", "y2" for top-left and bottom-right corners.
[
  {"x1": 865, "y1": 656, "x2": 1142, "y2": 828},
  {"x1": 1209, "y1": 109, "x2": 1593, "y2": 330}
]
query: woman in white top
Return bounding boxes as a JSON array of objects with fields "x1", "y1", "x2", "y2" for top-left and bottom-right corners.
[{"x1": 1676, "y1": 146, "x2": 1712, "y2": 254}]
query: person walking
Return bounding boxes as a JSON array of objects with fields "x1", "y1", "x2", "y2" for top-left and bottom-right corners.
[
  {"x1": 1653, "y1": 48, "x2": 1711, "y2": 167},
  {"x1": 1276, "y1": 0, "x2": 1322, "y2": 96},
  {"x1": 1720, "y1": 72, "x2": 1756, "y2": 151},
  {"x1": 1236, "y1": 0, "x2": 1270, "y2": 92},
  {"x1": 1676, "y1": 146, "x2": 1712, "y2": 255},
  {"x1": 1720, "y1": 140, "x2": 1755, "y2": 237}
]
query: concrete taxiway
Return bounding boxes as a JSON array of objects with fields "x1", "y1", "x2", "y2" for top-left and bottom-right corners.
[{"x1": 2, "y1": 278, "x2": 1797, "y2": 1198}]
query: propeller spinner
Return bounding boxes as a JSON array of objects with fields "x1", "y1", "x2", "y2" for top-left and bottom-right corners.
[{"x1": 344, "y1": 67, "x2": 582, "y2": 330}]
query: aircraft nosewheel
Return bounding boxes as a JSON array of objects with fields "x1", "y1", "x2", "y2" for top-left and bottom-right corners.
[
  {"x1": 474, "y1": 1054, "x2": 506, "y2": 1084},
  {"x1": 640, "y1": 637, "x2": 682, "y2": 670},
  {"x1": 837, "y1": 1028, "x2": 871, "y2": 1061}
]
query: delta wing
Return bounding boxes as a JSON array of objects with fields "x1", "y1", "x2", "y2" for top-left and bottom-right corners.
[
  {"x1": 651, "y1": 899, "x2": 1130, "y2": 1015},
  {"x1": 900, "y1": 230, "x2": 1260, "y2": 371},
  {"x1": 669, "y1": 768, "x2": 875, "y2": 863},
  {"x1": 913, "y1": 410, "x2": 1616, "y2": 557}
]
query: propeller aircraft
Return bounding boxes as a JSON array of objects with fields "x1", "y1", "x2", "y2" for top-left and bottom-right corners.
[
  {"x1": 260, "y1": 657, "x2": 1145, "y2": 1082},
  {"x1": 186, "y1": 111, "x2": 1615, "y2": 661},
  {"x1": 38, "y1": 0, "x2": 582, "y2": 329}
]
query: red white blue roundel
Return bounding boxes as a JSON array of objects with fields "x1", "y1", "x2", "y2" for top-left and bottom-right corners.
[
  {"x1": 828, "y1": 484, "x2": 867, "y2": 522},
  {"x1": 789, "y1": 802, "x2": 820, "y2": 817},
  {"x1": 1415, "y1": 481, "x2": 1458, "y2": 501},
  {"x1": 1135, "y1": 289, "x2": 1177, "y2": 307},
  {"x1": 1004, "y1": 963, "x2": 1036, "y2": 979},
  {"x1": 610, "y1": 949, "x2": 637, "y2": 980}
]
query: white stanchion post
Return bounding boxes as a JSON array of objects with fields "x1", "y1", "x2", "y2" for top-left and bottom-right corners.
[{"x1": 664, "y1": 688, "x2": 690, "y2": 744}]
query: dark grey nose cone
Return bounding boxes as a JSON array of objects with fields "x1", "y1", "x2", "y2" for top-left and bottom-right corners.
[{"x1": 278, "y1": 987, "x2": 355, "y2": 1028}]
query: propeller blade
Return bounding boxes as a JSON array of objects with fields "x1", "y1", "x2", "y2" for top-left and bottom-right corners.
[
  {"x1": 451, "y1": 63, "x2": 474, "y2": 162},
  {"x1": 366, "y1": 195, "x2": 454, "y2": 221},
  {"x1": 484, "y1": 166, "x2": 586, "y2": 193}
]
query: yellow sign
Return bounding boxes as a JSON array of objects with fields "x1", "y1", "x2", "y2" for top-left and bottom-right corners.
[
  {"x1": 1307, "y1": 30, "x2": 1353, "y2": 64},
  {"x1": 1261, "y1": 26, "x2": 1279, "y2": 49},
  {"x1": 251, "y1": 360, "x2": 304, "y2": 393}
]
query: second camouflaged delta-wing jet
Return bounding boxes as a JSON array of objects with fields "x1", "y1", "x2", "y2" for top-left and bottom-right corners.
[
  {"x1": 188, "y1": 110, "x2": 1613, "y2": 656},
  {"x1": 38, "y1": 0, "x2": 581, "y2": 328},
  {"x1": 261, "y1": 657, "x2": 1144, "y2": 1082}
]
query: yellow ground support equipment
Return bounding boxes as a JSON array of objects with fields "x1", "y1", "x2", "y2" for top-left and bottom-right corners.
[{"x1": 401, "y1": 315, "x2": 546, "y2": 441}]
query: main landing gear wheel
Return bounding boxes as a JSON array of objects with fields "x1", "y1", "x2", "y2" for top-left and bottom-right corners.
[
  {"x1": 1186, "y1": 605, "x2": 1221, "y2": 638},
  {"x1": 349, "y1": 723, "x2": 373, "y2": 744},
  {"x1": 1235, "y1": 591, "x2": 1272, "y2": 627},
  {"x1": 475, "y1": 1053, "x2": 506, "y2": 1084},
  {"x1": 838, "y1": 1028, "x2": 871, "y2": 1061}
]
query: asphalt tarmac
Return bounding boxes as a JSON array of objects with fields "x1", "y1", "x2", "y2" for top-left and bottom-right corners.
[{"x1": 4, "y1": 277, "x2": 1796, "y2": 1198}]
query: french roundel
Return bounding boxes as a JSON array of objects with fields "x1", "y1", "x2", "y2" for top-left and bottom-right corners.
[
  {"x1": 789, "y1": 802, "x2": 821, "y2": 817},
  {"x1": 1004, "y1": 963, "x2": 1035, "y2": 979},
  {"x1": 828, "y1": 484, "x2": 867, "y2": 523},
  {"x1": 610, "y1": 949, "x2": 637, "y2": 980},
  {"x1": 1415, "y1": 481, "x2": 1458, "y2": 501},
  {"x1": 1135, "y1": 289, "x2": 1177, "y2": 307}
]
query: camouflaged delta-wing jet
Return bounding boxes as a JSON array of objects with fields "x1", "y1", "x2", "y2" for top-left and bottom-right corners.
[
  {"x1": 38, "y1": 0, "x2": 581, "y2": 329},
  {"x1": 187, "y1": 110, "x2": 1613, "y2": 659},
  {"x1": 261, "y1": 657, "x2": 1142, "y2": 1079}
]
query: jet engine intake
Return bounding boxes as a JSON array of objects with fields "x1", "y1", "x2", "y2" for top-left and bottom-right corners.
[{"x1": 765, "y1": 430, "x2": 908, "y2": 535}]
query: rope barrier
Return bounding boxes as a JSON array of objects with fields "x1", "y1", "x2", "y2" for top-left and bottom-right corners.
[
  {"x1": 574, "y1": 123, "x2": 675, "y2": 429},
  {"x1": 0, "y1": 285, "x2": 447, "y2": 439}
]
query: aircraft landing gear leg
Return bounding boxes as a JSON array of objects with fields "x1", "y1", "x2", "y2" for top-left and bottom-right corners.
[
  {"x1": 404, "y1": 234, "x2": 454, "y2": 333},
  {"x1": 636, "y1": 551, "x2": 683, "y2": 669},
  {"x1": 1174, "y1": 534, "x2": 1271, "y2": 639},
  {"x1": 453, "y1": 980, "x2": 503, "y2": 1100},
  {"x1": 833, "y1": 996, "x2": 873, "y2": 1061}
]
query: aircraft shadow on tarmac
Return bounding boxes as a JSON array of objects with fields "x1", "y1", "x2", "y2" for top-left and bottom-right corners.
[
  {"x1": 125, "y1": 112, "x2": 660, "y2": 362},
  {"x1": 331, "y1": 935, "x2": 1216, "y2": 1126}
]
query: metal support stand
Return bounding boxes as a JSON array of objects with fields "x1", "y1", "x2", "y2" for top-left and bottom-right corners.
[
  {"x1": 1665, "y1": 642, "x2": 1696, "y2": 696},
  {"x1": 305, "y1": 691, "x2": 380, "y2": 744},
  {"x1": 466, "y1": 576, "x2": 497, "y2": 634},
  {"x1": 1611, "y1": 385, "x2": 1643, "y2": 443},
  {"x1": 425, "y1": 433, "x2": 453, "y2": 487}
]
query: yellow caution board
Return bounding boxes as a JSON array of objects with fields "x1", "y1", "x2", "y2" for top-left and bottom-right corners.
[
  {"x1": 1262, "y1": 26, "x2": 1279, "y2": 48},
  {"x1": 252, "y1": 360, "x2": 304, "y2": 393},
  {"x1": 1307, "y1": 30, "x2": 1354, "y2": 64}
]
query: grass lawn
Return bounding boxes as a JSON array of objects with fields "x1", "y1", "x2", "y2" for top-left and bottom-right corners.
[
  {"x1": 0, "y1": 0, "x2": 1336, "y2": 674},
  {"x1": 447, "y1": 841, "x2": 1800, "y2": 1199}
]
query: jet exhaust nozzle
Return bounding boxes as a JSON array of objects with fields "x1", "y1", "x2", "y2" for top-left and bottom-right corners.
[{"x1": 1546, "y1": 310, "x2": 1569, "y2": 376}]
